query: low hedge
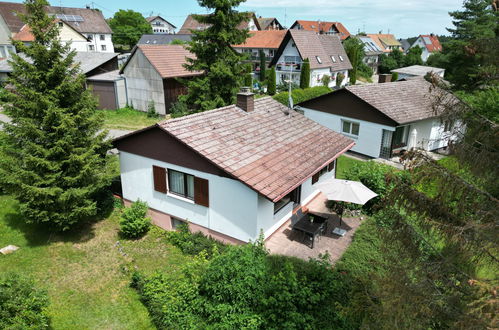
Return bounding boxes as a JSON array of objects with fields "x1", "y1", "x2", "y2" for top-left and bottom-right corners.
[
  {"x1": 165, "y1": 223, "x2": 226, "y2": 258},
  {"x1": 273, "y1": 86, "x2": 332, "y2": 106}
]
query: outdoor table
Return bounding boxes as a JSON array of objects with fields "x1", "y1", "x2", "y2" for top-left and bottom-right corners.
[{"x1": 292, "y1": 212, "x2": 327, "y2": 248}]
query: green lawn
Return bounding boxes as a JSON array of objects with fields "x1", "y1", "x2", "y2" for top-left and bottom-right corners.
[
  {"x1": 0, "y1": 195, "x2": 187, "y2": 329},
  {"x1": 98, "y1": 107, "x2": 165, "y2": 131},
  {"x1": 336, "y1": 155, "x2": 365, "y2": 179}
]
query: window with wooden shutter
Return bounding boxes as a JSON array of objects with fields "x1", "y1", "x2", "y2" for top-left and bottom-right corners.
[
  {"x1": 194, "y1": 177, "x2": 209, "y2": 207},
  {"x1": 312, "y1": 172, "x2": 320, "y2": 184},
  {"x1": 328, "y1": 161, "x2": 335, "y2": 172},
  {"x1": 152, "y1": 165, "x2": 167, "y2": 193}
]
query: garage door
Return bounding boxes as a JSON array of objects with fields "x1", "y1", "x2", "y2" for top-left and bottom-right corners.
[{"x1": 88, "y1": 81, "x2": 117, "y2": 110}]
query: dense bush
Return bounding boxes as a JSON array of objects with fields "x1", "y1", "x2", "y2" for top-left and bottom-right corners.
[
  {"x1": 0, "y1": 274, "x2": 50, "y2": 329},
  {"x1": 146, "y1": 100, "x2": 157, "y2": 118},
  {"x1": 134, "y1": 240, "x2": 347, "y2": 329},
  {"x1": 165, "y1": 223, "x2": 226, "y2": 258},
  {"x1": 170, "y1": 100, "x2": 191, "y2": 118},
  {"x1": 273, "y1": 86, "x2": 331, "y2": 106},
  {"x1": 119, "y1": 200, "x2": 151, "y2": 238}
]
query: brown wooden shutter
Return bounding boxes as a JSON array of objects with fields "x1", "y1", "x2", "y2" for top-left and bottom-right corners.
[
  {"x1": 312, "y1": 172, "x2": 320, "y2": 184},
  {"x1": 152, "y1": 165, "x2": 167, "y2": 193},
  {"x1": 194, "y1": 177, "x2": 209, "y2": 207},
  {"x1": 328, "y1": 161, "x2": 335, "y2": 172}
]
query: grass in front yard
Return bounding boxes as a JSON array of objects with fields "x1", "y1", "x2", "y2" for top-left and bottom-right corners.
[
  {"x1": 98, "y1": 107, "x2": 165, "y2": 131},
  {"x1": 336, "y1": 155, "x2": 365, "y2": 179},
  {"x1": 0, "y1": 195, "x2": 187, "y2": 329}
]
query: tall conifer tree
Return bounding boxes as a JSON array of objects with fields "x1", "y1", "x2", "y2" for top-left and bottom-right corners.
[
  {"x1": 299, "y1": 58, "x2": 310, "y2": 89},
  {"x1": 0, "y1": 0, "x2": 113, "y2": 230},
  {"x1": 182, "y1": 0, "x2": 250, "y2": 111}
]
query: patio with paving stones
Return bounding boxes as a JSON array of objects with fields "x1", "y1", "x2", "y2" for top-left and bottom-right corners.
[{"x1": 265, "y1": 192, "x2": 364, "y2": 263}]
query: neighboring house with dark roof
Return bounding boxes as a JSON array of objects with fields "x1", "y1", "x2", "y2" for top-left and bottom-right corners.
[
  {"x1": 357, "y1": 35, "x2": 383, "y2": 74},
  {"x1": 233, "y1": 30, "x2": 286, "y2": 78},
  {"x1": 113, "y1": 91, "x2": 354, "y2": 243},
  {"x1": 257, "y1": 17, "x2": 283, "y2": 30},
  {"x1": 296, "y1": 78, "x2": 460, "y2": 159},
  {"x1": 269, "y1": 30, "x2": 352, "y2": 88},
  {"x1": 178, "y1": 12, "x2": 260, "y2": 34},
  {"x1": 398, "y1": 38, "x2": 412, "y2": 53},
  {"x1": 411, "y1": 34, "x2": 442, "y2": 62},
  {"x1": 120, "y1": 44, "x2": 202, "y2": 114},
  {"x1": 0, "y1": 1, "x2": 114, "y2": 53},
  {"x1": 137, "y1": 33, "x2": 192, "y2": 45},
  {"x1": 391, "y1": 65, "x2": 445, "y2": 80},
  {"x1": 366, "y1": 33, "x2": 402, "y2": 53},
  {"x1": 146, "y1": 15, "x2": 176, "y2": 34},
  {"x1": 290, "y1": 20, "x2": 350, "y2": 40},
  {"x1": 13, "y1": 20, "x2": 90, "y2": 52}
]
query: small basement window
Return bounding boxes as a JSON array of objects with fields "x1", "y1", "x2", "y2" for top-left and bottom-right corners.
[
  {"x1": 171, "y1": 217, "x2": 187, "y2": 229},
  {"x1": 342, "y1": 120, "x2": 360, "y2": 136},
  {"x1": 316, "y1": 56, "x2": 322, "y2": 64}
]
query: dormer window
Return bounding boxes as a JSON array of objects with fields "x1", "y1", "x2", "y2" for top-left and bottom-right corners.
[
  {"x1": 316, "y1": 56, "x2": 322, "y2": 64},
  {"x1": 330, "y1": 55, "x2": 336, "y2": 63},
  {"x1": 339, "y1": 55, "x2": 344, "y2": 61}
]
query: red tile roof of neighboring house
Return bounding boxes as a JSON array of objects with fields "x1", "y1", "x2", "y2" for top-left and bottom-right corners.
[
  {"x1": 115, "y1": 97, "x2": 354, "y2": 202},
  {"x1": 366, "y1": 33, "x2": 402, "y2": 53},
  {"x1": 419, "y1": 34, "x2": 442, "y2": 52},
  {"x1": 129, "y1": 44, "x2": 201, "y2": 79},
  {"x1": 291, "y1": 20, "x2": 350, "y2": 40},
  {"x1": 12, "y1": 20, "x2": 87, "y2": 42},
  {"x1": 233, "y1": 30, "x2": 287, "y2": 49}
]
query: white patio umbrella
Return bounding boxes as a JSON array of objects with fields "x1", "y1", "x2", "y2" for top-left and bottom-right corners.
[{"x1": 315, "y1": 178, "x2": 378, "y2": 230}]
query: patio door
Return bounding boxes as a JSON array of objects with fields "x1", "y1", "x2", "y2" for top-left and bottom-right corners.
[{"x1": 379, "y1": 129, "x2": 393, "y2": 159}]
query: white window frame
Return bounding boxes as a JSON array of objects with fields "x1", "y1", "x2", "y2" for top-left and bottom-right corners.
[
  {"x1": 330, "y1": 55, "x2": 336, "y2": 63},
  {"x1": 341, "y1": 120, "x2": 360, "y2": 137},
  {"x1": 339, "y1": 55, "x2": 344, "y2": 62}
]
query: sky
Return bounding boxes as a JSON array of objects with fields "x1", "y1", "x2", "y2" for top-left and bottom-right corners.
[{"x1": 12, "y1": 0, "x2": 464, "y2": 38}]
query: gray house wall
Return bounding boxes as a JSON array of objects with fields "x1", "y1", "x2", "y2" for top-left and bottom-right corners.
[{"x1": 122, "y1": 50, "x2": 166, "y2": 114}]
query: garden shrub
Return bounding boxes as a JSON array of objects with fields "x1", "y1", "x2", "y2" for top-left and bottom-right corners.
[
  {"x1": 165, "y1": 223, "x2": 226, "y2": 258},
  {"x1": 119, "y1": 200, "x2": 151, "y2": 238},
  {"x1": 273, "y1": 86, "x2": 332, "y2": 106},
  {"x1": 0, "y1": 274, "x2": 50, "y2": 329},
  {"x1": 169, "y1": 100, "x2": 191, "y2": 118},
  {"x1": 146, "y1": 100, "x2": 157, "y2": 118}
]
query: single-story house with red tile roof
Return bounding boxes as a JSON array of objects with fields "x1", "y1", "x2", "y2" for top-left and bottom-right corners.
[
  {"x1": 411, "y1": 34, "x2": 443, "y2": 62},
  {"x1": 113, "y1": 91, "x2": 354, "y2": 244},
  {"x1": 296, "y1": 77, "x2": 461, "y2": 159},
  {"x1": 290, "y1": 20, "x2": 350, "y2": 40},
  {"x1": 120, "y1": 44, "x2": 202, "y2": 114},
  {"x1": 269, "y1": 29, "x2": 352, "y2": 88}
]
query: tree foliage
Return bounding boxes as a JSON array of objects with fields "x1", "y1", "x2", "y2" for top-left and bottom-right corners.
[
  {"x1": 404, "y1": 45, "x2": 423, "y2": 66},
  {"x1": 267, "y1": 66, "x2": 276, "y2": 95},
  {"x1": 299, "y1": 58, "x2": 310, "y2": 89},
  {"x1": 0, "y1": 0, "x2": 113, "y2": 231},
  {"x1": 109, "y1": 10, "x2": 152, "y2": 49},
  {"x1": 343, "y1": 37, "x2": 365, "y2": 84},
  {"x1": 259, "y1": 49, "x2": 266, "y2": 82},
  {"x1": 181, "y1": 0, "x2": 250, "y2": 111},
  {"x1": 119, "y1": 200, "x2": 151, "y2": 238}
]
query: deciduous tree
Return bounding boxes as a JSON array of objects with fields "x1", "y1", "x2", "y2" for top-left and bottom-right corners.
[
  {"x1": 109, "y1": 10, "x2": 152, "y2": 49},
  {"x1": 343, "y1": 37, "x2": 365, "y2": 84}
]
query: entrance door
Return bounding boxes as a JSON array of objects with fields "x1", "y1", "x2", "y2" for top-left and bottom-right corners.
[{"x1": 379, "y1": 129, "x2": 393, "y2": 159}]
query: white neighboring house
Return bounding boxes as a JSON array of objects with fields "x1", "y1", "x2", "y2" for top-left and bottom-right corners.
[
  {"x1": 391, "y1": 65, "x2": 445, "y2": 80},
  {"x1": 411, "y1": 34, "x2": 442, "y2": 62},
  {"x1": 0, "y1": 2, "x2": 114, "y2": 53},
  {"x1": 296, "y1": 77, "x2": 461, "y2": 159},
  {"x1": 269, "y1": 30, "x2": 352, "y2": 88},
  {"x1": 146, "y1": 16, "x2": 176, "y2": 34},
  {"x1": 113, "y1": 93, "x2": 354, "y2": 244}
]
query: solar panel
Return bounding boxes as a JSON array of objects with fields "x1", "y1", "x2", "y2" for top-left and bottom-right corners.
[{"x1": 54, "y1": 14, "x2": 84, "y2": 22}]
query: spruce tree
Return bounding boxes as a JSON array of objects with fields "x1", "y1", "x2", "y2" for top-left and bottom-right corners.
[
  {"x1": 182, "y1": 0, "x2": 250, "y2": 111},
  {"x1": 267, "y1": 66, "x2": 276, "y2": 95},
  {"x1": 0, "y1": 0, "x2": 113, "y2": 231},
  {"x1": 259, "y1": 49, "x2": 266, "y2": 82},
  {"x1": 299, "y1": 58, "x2": 310, "y2": 89}
]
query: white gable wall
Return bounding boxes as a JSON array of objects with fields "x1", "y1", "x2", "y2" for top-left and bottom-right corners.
[{"x1": 412, "y1": 37, "x2": 431, "y2": 62}]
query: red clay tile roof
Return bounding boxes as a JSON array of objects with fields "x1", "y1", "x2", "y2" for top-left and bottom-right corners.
[
  {"x1": 135, "y1": 44, "x2": 201, "y2": 79},
  {"x1": 0, "y1": 2, "x2": 112, "y2": 34},
  {"x1": 233, "y1": 30, "x2": 286, "y2": 49},
  {"x1": 346, "y1": 77, "x2": 458, "y2": 124},
  {"x1": 12, "y1": 20, "x2": 86, "y2": 42},
  {"x1": 292, "y1": 20, "x2": 350, "y2": 40},
  {"x1": 117, "y1": 97, "x2": 354, "y2": 201},
  {"x1": 366, "y1": 34, "x2": 402, "y2": 53},
  {"x1": 419, "y1": 34, "x2": 442, "y2": 52}
]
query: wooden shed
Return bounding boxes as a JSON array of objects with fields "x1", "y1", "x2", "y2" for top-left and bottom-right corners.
[{"x1": 86, "y1": 70, "x2": 127, "y2": 110}]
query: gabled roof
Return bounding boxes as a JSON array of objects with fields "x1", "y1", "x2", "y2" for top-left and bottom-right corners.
[
  {"x1": 0, "y1": 51, "x2": 118, "y2": 74},
  {"x1": 290, "y1": 20, "x2": 350, "y2": 40},
  {"x1": 417, "y1": 34, "x2": 442, "y2": 52},
  {"x1": 366, "y1": 34, "x2": 401, "y2": 52},
  {"x1": 233, "y1": 30, "x2": 286, "y2": 49},
  {"x1": 358, "y1": 35, "x2": 383, "y2": 55},
  {"x1": 178, "y1": 12, "x2": 260, "y2": 34},
  {"x1": 257, "y1": 17, "x2": 283, "y2": 30},
  {"x1": 121, "y1": 44, "x2": 201, "y2": 79},
  {"x1": 270, "y1": 30, "x2": 352, "y2": 71},
  {"x1": 13, "y1": 20, "x2": 88, "y2": 42},
  {"x1": 114, "y1": 97, "x2": 354, "y2": 202},
  {"x1": 137, "y1": 34, "x2": 192, "y2": 45},
  {"x1": 344, "y1": 78, "x2": 457, "y2": 124},
  {"x1": 0, "y1": 2, "x2": 112, "y2": 34},
  {"x1": 398, "y1": 38, "x2": 412, "y2": 52},
  {"x1": 391, "y1": 65, "x2": 445, "y2": 77},
  {"x1": 146, "y1": 15, "x2": 176, "y2": 28}
]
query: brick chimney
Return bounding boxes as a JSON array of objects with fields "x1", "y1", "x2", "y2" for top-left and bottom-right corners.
[
  {"x1": 237, "y1": 87, "x2": 254, "y2": 112},
  {"x1": 378, "y1": 74, "x2": 392, "y2": 83}
]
